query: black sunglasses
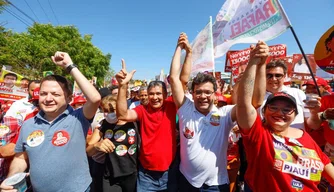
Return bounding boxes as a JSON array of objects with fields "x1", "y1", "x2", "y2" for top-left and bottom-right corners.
[{"x1": 266, "y1": 73, "x2": 284, "y2": 80}]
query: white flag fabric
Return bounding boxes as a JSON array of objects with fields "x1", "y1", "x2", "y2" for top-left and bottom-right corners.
[
  {"x1": 213, "y1": 0, "x2": 291, "y2": 58},
  {"x1": 190, "y1": 17, "x2": 215, "y2": 76}
]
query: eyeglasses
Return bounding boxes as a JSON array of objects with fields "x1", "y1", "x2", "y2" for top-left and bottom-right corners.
[
  {"x1": 267, "y1": 104, "x2": 295, "y2": 115},
  {"x1": 194, "y1": 90, "x2": 214, "y2": 97},
  {"x1": 266, "y1": 73, "x2": 284, "y2": 80}
]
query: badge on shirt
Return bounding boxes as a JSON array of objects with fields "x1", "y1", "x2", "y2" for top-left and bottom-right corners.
[
  {"x1": 114, "y1": 130, "x2": 126, "y2": 142},
  {"x1": 209, "y1": 113, "x2": 220, "y2": 126},
  {"x1": 128, "y1": 136, "x2": 135, "y2": 145},
  {"x1": 0, "y1": 125, "x2": 10, "y2": 137},
  {"x1": 128, "y1": 144, "x2": 136, "y2": 155},
  {"x1": 52, "y1": 130, "x2": 70, "y2": 146},
  {"x1": 183, "y1": 127, "x2": 194, "y2": 139},
  {"x1": 115, "y1": 145, "x2": 128, "y2": 156},
  {"x1": 104, "y1": 129, "x2": 114, "y2": 139},
  {"x1": 291, "y1": 179, "x2": 303, "y2": 190},
  {"x1": 127, "y1": 128, "x2": 136, "y2": 136},
  {"x1": 27, "y1": 130, "x2": 45, "y2": 147}
]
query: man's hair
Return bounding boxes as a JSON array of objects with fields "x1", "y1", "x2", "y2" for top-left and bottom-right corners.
[
  {"x1": 139, "y1": 86, "x2": 147, "y2": 93},
  {"x1": 109, "y1": 85, "x2": 119, "y2": 93},
  {"x1": 21, "y1": 77, "x2": 30, "y2": 81},
  {"x1": 40, "y1": 75, "x2": 73, "y2": 96},
  {"x1": 266, "y1": 60, "x2": 288, "y2": 75},
  {"x1": 191, "y1": 73, "x2": 217, "y2": 92},
  {"x1": 325, "y1": 30, "x2": 334, "y2": 53},
  {"x1": 147, "y1": 81, "x2": 167, "y2": 94},
  {"x1": 27, "y1": 80, "x2": 41, "y2": 90},
  {"x1": 4, "y1": 73, "x2": 17, "y2": 80}
]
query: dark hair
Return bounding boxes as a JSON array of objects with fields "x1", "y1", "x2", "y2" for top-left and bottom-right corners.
[
  {"x1": 4, "y1": 73, "x2": 17, "y2": 80},
  {"x1": 109, "y1": 85, "x2": 119, "y2": 93},
  {"x1": 325, "y1": 30, "x2": 334, "y2": 53},
  {"x1": 148, "y1": 81, "x2": 167, "y2": 94},
  {"x1": 266, "y1": 60, "x2": 288, "y2": 75},
  {"x1": 21, "y1": 77, "x2": 30, "y2": 81},
  {"x1": 40, "y1": 75, "x2": 73, "y2": 96},
  {"x1": 27, "y1": 80, "x2": 41, "y2": 90},
  {"x1": 191, "y1": 73, "x2": 217, "y2": 92}
]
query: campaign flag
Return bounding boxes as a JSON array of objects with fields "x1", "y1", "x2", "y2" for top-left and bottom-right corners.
[
  {"x1": 213, "y1": 0, "x2": 291, "y2": 58},
  {"x1": 190, "y1": 16, "x2": 215, "y2": 77}
]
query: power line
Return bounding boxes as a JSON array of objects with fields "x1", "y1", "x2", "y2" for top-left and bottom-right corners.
[
  {"x1": 36, "y1": 0, "x2": 51, "y2": 22},
  {"x1": 3, "y1": 6, "x2": 31, "y2": 27},
  {"x1": 23, "y1": 0, "x2": 40, "y2": 23},
  {"x1": 47, "y1": 0, "x2": 59, "y2": 25},
  {"x1": 5, "y1": 0, "x2": 36, "y2": 23}
]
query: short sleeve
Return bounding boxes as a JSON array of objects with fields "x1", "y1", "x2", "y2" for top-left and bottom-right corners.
[
  {"x1": 133, "y1": 105, "x2": 143, "y2": 120},
  {"x1": 239, "y1": 115, "x2": 265, "y2": 145},
  {"x1": 14, "y1": 125, "x2": 25, "y2": 153}
]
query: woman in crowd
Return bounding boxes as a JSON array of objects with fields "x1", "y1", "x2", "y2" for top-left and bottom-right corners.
[
  {"x1": 236, "y1": 41, "x2": 334, "y2": 191},
  {"x1": 87, "y1": 95, "x2": 138, "y2": 192}
]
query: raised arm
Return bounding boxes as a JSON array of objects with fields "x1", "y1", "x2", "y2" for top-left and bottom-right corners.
[
  {"x1": 179, "y1": 33, "x2": 193, "y2": 90},
  {"x1": 237, "y1": 42, "x2": 269, "y2": 130},
  {"x1": 51, "y1": 52, "x2": 101, "y2": 119},
  {"x1": 252, "y1": 43, "x2": 267, "y2": 109},
  {"x1": 116, "y1": 60, "x2": 138, "y2": 121},
  {"x1": 170, "y1": 33, "x2": 191, "y2": 108}
]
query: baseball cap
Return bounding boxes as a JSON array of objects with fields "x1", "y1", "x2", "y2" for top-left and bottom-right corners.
[
  {"x1": 216, "y1": 94, "x2": 227, "y2": 103},
  {"x1": 264, "y1": 92, "x2": 298, "y2": 114},
  {"x1": 28, "y1": 87, "x2": 40, "y2": 102},
  {"x1": 303, "y1": 77, "x2": 328, "y2": 87},
  {"x1": 71, "y1": 95, "x2": 86, "y2": 106},
  {"x1": 99, "y1": 87, "x2": 111, "y2": 99}
]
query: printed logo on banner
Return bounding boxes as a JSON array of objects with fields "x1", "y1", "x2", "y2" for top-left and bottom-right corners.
[{"x1": 27, "y1": 130, "x2": 45, "y2": 147}]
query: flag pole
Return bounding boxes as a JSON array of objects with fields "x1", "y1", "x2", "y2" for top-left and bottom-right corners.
[{"x1": 277, "y1": 0, "x2": 321, "y2": 96}]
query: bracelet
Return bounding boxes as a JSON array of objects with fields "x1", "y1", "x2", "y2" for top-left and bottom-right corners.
[
  {"x1": 320, "y1": 112, "x2": 327, "y2": 121},
  {"x1": 65, "y1": 64, "x2": 77, "y2": 74}
]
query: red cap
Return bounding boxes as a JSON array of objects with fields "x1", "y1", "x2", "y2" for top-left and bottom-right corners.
[
  {"x1": 303, "y1": 77, "x2": 328, "y2": 87},
  {"x1": 28, "y1": 87, "x2": 40, "y2": 102},
  {"x1": 71, "y1": 95, "x2": 86, "y2": 106},
  {"x1": 215, "y1": 94, "x2": 227, "y2": 103}
]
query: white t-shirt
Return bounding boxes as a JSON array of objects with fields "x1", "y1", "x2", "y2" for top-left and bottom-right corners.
[
  {"x1": 4, "y1": 98, "x2": 35, "y2": 121},
  {"x1": 178, "y1": 97, "x2": 235, "y2": 188},
  {"x1": 258, "y1": 86, "x2": 306, "y2": 129}
]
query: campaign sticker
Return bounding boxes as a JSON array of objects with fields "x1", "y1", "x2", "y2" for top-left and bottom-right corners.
[
  {"x1": 0, "y1": 125, "x2": 10, "y2": 137},
  {"x1": 128, "y1": 136, "x2": 135, "y2": 145},
  {"x1": 27, "y1": 130, "x2": 45, "y2": 147},
  {"x1": 314, "y1": 25, "x2": 334, "y2": 74},
  {"x1": 210, "y1": 113, "x2": 220, "y2": 126},
  {"x1": 127, "y1": 128, "x2": 136, "y2": 137},
  {"x1": 115, "y1": 145, "x2": 128, "y2": 156},
  {"x1": 104, "y1": 129, "x2": 114, "y2": 139},
  {"x1": 52, "y1": 130, "x2": 70, "y2": 146},
  {"x1": 291, "y1": 179, "x2": 303, "y2": 190},
  {"x1": 114, "y1": 130, "x2": 126, "y2": 142},
  {"x1": 128, "y1": 144, "x2": 136, "y2": 155},
  {"x1": 183, "y1": 127, "x2": 194, "y2": 139}
]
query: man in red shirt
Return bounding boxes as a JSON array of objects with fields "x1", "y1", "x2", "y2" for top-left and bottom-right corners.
[{"x1": 115, "y1": 62, "x2": 178, "y2": 191}]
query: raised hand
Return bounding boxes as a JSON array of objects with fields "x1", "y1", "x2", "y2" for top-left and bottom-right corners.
[
  {"x1": 177, "y1": 32, "x2": 192, "y2": 54},
  {"x1": 51, "y1": 51, "x2": 74, "y2": 68},
  {"x1": 115, "y1": 59, "x2": 136, "y2": 86}
]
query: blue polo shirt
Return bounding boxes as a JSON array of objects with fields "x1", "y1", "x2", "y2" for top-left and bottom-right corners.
[{"x1": 15, "y1": 105, "x2": 92, "y2": 192}]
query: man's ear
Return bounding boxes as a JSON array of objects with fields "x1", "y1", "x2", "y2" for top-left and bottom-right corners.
[{"x1": 67, "y1": 94, "x2": 73, "y2": 104}]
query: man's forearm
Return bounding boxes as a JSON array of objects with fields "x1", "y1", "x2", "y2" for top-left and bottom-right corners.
[
  {"x1": 116, "y1": 85, "x2": 129, "y2": 120},
  {"x1": 252, "y1": 63, "x2": 266, "y2": 108},
  {"x1": 7, "y1": 153, "x2": 28, "y2": 177}
]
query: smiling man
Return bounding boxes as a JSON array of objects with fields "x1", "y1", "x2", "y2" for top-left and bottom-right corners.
[{"x1": 0, "y1": 52, "x2": 101, "y2": 192}]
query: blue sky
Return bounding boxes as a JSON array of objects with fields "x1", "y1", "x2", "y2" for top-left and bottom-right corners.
[{"x1": 1, "y1": 0, "x2": 333, "y2": 80}]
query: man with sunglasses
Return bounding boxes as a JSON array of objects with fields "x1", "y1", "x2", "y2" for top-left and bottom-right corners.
[{"x1": 255, "y1": 60, "x2": 308, "y2": 129}]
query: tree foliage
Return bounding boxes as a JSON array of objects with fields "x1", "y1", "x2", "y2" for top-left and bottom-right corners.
[{"x1": 0, "y1": 23, "x2": 111, "y2": 86}]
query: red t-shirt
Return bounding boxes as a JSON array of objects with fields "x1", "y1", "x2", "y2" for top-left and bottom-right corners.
[
  {"x1": 134, "y1": 99, "x2": 177, "y2": 171},
  {"x1": 241, "y1": 116, "x2": 331, "y2": 192},
  {"x1": 305, "y1": 123, "x2": 326, "y2": 148},
  {"x1": 320, "y1": 95, "x2": 334, "y2": 145}
]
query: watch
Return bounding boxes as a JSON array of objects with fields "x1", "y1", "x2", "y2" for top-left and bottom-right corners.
[{"x1": 65, "y1": 64, "x2": 77, "y2": 74}]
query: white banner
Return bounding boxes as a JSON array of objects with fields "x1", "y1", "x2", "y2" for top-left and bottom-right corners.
[
  {"x1": 213, "y1": 0, "x2": 291, "y2": 58},
  {"x1": 190, "y1": 17, "x2": 215, "y2": 76}
]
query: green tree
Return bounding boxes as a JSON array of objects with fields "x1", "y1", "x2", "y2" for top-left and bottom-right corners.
[{"x1": 0, "y1": 23, "x2": 111, "y2": 86}]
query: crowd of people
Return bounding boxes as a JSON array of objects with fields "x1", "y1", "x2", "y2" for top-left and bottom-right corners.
[{"x1": 0, "y1": 33, "x2": 333, "y2": 192}]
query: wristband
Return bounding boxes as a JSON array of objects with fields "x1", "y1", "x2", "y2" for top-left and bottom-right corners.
[
  {"x1": 65, "y1": 64, "x2": 77, "y2": 74},
  {"x1": 320, "y1": 112, "x2": 327, "y2": 121}
]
